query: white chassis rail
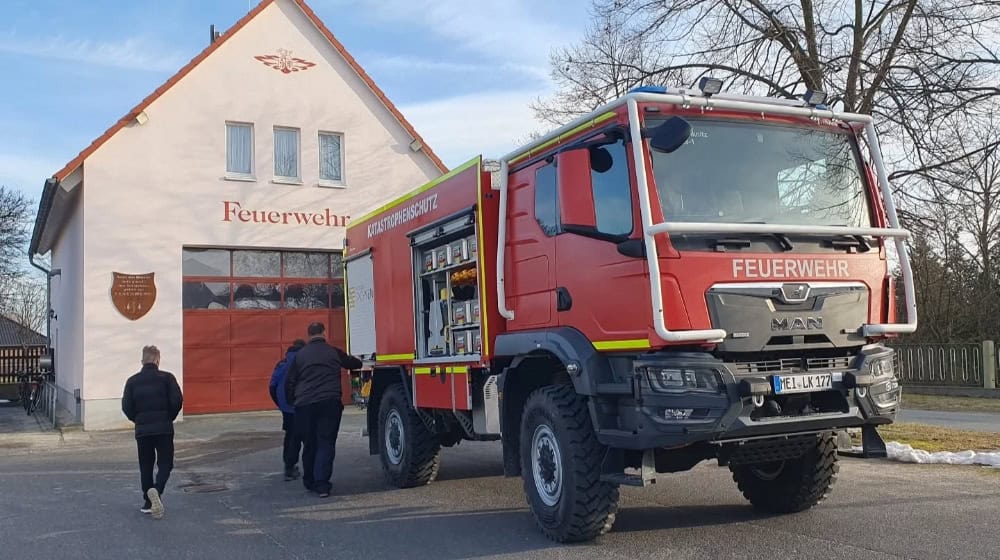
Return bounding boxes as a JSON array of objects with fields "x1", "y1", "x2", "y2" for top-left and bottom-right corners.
[{"x1": 493, "y1": 90, "x2": 917, "y2": 344}]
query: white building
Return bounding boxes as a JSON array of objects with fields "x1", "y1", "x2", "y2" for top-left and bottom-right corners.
[{"x1": 28, "y1": 0, "x2": 446, "y2": 430}]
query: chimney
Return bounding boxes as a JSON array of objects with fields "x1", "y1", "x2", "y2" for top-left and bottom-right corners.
[{"x1": 209, "y1": 24, "x2": 221, "y2": 44}]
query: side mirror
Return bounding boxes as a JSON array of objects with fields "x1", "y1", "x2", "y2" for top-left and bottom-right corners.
[
  {"x1": 650, "y1": 116, "x2": 692, "y2": 154},
  {"x1": 556, "y1": 148, "x2": 597, "y2": 229}
]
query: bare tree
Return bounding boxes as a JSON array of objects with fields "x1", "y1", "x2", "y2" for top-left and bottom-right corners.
[
  {"x1": 0, "y1": 186, "x2": 32, "y2": 309},
  {"x1": 0, "y1": 277, "x2": 46, "y2": 344},
  {"x1": 535, "y1": 1, "x2": 1000, "y2": 342},
  {"x1": 533, "y1": 1, "x2": 1000, "y2": 180}
]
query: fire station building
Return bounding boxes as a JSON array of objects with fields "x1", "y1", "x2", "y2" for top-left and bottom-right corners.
[{"x1": 28, "y1": 0, "x2": 446, "y2": 430}]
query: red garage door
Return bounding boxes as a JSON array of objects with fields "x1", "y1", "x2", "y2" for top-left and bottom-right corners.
[{"x1": 182, "y1": 248, "x2": 350, "y2": 414}]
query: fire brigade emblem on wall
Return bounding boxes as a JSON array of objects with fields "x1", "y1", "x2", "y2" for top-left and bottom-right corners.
[
  {"x1": 254, "y1": 49, "x2": 316, "y2": 74},
  {"x1": 110, "y1": 272, "x2": 157, "y2": 321}
]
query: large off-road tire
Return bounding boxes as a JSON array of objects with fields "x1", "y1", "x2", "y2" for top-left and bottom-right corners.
[
  {"x1": 520, "y1": 384, "x2": 620, "y2": 543},
  {"x1": 378, "y1": 383, "x2": 440, "y2": 488},
  {"x1": 730, "y1": 433, "x2": 839, "y2": 513}
]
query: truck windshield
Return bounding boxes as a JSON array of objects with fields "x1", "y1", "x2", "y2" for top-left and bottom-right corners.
[{"x1": 648, "y1": 119, "x2": 871, "y2": 228}]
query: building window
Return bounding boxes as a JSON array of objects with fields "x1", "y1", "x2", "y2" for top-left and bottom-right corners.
[
  {"x1": 181, "y1": 249, "x2": 344, "y2": 312},
  {"x1": 319, "y1": 132, "x2": 344, "y2": 186},
  {"x1": 274, "y1": 127, "x2": 300, "y2": 182},
  {"x1": 226, "y1": 123, "x2": 254, "y2": 178}
]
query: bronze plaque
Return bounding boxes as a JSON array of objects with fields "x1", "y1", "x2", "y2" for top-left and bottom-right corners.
[{"x1": 110, "y1": 272, "x2": 157, "y2": 321}]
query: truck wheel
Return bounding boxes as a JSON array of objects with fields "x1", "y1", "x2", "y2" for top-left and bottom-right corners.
[
  {"x1": 378, "y1": 383, "x2": 440, "y2": 488},
  {"x1": 520, "y1": 384, "x2": 619, "y2": 543},
  {"x1": 730, "y1": 433, "x2": 839, "y2": 513}
]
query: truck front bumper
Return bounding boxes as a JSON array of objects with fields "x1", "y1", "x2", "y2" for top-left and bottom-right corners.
[{"x1": 598, "y1": 345, "x2": 901, "y2": 450}]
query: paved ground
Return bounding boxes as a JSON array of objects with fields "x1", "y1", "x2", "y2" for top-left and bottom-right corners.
[
  {"x1": 898, "y1": 409, "x2": 1000, "y2": 433},
  {"x1": 2, "y1": 410, "x2": 1000, "y2": 560},
  {"x1": 0, "y1": 400, "x2": 52, "y2": 434}
]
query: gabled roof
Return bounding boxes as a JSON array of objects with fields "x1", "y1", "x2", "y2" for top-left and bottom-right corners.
[
  {"x1": 0, "y1": 316, "x2": 47, "y2": 347},
  {"x1": 50, "y1": 0, "x2": 447, "y2": 182}
]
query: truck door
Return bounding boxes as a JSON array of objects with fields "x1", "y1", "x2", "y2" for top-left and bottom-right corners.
[
  {"x1": 345, "y1": 250, "x2": 376, "y2": 361},
  {"x1": 554, "y1": 133, "x2": 650, "y2": 347},
  {"x1": 504, "y1": 161, "x2": 559, "y2": 330}
]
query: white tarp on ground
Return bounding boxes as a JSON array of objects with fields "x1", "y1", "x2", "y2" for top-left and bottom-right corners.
[{"x1": 882, "y1": 441, "x2": 1000, "y2": 468}]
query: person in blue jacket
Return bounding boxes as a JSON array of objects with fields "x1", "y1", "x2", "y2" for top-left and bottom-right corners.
[{"x1": 270, "y1": 339, "x2": 305, "y2": 480}]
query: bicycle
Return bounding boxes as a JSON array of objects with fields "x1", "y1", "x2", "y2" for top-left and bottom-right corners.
[{"x1": 16, "y1": 372, "x2": 44, "y2": 416}]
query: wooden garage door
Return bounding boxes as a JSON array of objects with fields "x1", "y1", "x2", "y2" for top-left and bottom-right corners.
[{"x1": 182, "y1": 248, "x2": 349, "y2": 414}]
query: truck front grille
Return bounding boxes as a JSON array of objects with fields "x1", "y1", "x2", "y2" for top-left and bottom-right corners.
[{"x1": 728, "y1": 356, "x2": 852, "y2": 376}]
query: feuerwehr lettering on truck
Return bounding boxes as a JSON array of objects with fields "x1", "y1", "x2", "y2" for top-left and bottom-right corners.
[
  {"x1": 732, "y1": 258, "x2": 850, "y2": 279},
  {"x1": 367, "y1": 194, "x2": 439, "y2": 239}
]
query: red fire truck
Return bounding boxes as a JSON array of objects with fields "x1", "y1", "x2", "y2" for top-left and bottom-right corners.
[{"x1": 343, "y1": 79, "x2": 915, "y2": 542}]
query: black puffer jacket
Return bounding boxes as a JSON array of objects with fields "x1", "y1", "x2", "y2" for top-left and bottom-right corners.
[
  {"x1": 285, "y1": 337, "x2": 362, "y2": 407},
  {"x1": 121, "y1": 364, "x2": 184, "y2": 438}
]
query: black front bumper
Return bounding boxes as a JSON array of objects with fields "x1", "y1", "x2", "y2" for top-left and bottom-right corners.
[{"x1": 596, "y1": 346, "x2": 901, "y2": 450}]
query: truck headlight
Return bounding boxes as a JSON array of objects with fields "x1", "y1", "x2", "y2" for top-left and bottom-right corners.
[
  {"x1": 642, "y1": 367, "x2": 721, "y2": 393},
  {"x1": 868, "y1": 356, "x2": 895, "y2": 380}
]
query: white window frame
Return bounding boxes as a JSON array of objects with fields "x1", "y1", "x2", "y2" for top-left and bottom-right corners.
[
  {"x1": 318, "y1": 131, "x2": 346, "y2": 188},
  {"x1": 273, "y1": 126, "x2": 302, "y2": 184},
  {"x1": 225, "y1": 122, "x2": 255, "y2": 181}
]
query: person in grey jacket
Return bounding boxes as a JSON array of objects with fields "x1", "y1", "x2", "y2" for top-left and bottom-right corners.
[{"x1": 285, "y1": 322, "x2": 362, "y2": 498}]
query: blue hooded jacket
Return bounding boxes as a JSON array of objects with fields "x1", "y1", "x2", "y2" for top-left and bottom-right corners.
[{"x1": 269, "y1": 348, "x2": 299, "y2": 414}]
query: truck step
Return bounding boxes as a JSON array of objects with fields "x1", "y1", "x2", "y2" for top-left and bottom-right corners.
[{"x1": 600, "y1": 472, "x2": 656, "y2": 487}]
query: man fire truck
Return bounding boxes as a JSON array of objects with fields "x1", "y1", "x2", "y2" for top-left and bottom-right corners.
[{"x1": 343, "y1": 78, "x2": 914, "y2": 542}]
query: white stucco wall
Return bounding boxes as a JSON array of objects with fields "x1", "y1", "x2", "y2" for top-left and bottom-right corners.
[
  {"x1": 64, "y1": 0, "x2": 442, "y2": 430},
  {"x1": 49, "y1": 189, "x2": 85, "y2": 422}
]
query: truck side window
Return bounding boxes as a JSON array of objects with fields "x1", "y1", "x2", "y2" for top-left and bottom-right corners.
[
  {"x1": 535, "y1": 163, "x2": 559, "y2": 236},
  {"x1": 591, "y1": 139, "x2": 633, "y2": 236}
]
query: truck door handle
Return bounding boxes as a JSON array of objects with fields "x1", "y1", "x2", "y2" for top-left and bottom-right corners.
[{"x1": 557, "y1": 287, "x2": 572, "y2": 312}]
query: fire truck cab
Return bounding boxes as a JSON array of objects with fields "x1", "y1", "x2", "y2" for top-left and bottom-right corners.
[{"x1": 343, "y1": 80, "x2": 914, "y2": 542}]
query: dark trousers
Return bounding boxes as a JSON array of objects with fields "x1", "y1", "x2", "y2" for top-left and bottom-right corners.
[
  {"x1": 295, "y1": 398, "x2": 344, "y2": 494},
  {"x1": 281, "y1": 412, "x2": 302, "y2": 471},
  {"x1": 137, "y1": 433, "x2": 174, "y2": 506}
]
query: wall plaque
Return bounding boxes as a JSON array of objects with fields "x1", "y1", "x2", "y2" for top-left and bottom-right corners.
[{"x1": 111, "y1": 272, "x2": 157, "y2": 321}]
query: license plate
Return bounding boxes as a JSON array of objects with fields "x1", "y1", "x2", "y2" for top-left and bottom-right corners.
[{"x1": 772, "y1": 373, "x2": 833, "y2": 394}]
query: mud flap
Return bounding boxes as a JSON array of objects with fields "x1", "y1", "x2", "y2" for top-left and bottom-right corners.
[
  {"x1": 835, "y1": 426, "x2": 888, "y2": 459},
  {"x1": 861, "y1": 424, "x2": 888, "y2": 458}
]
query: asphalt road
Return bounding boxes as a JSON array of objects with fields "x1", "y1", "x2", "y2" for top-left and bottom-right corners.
[
  {"x1": 897, "y1": 409, "x2": 1000, "y2": 433},
  {"x1": 2, "y1": 411, "x2": 999, "y2": 560}
]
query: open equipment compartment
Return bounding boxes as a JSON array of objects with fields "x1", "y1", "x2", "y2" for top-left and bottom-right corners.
[{"x1": 410, "y1": 208, "x2": 482, "y2": 362}]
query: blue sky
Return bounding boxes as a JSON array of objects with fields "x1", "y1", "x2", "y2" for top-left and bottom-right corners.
[{"x1": 0, "y1": 0, "x2": 591, "y2": 204}]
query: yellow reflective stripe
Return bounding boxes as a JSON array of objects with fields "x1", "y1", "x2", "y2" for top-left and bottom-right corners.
[
  {"x1": 377, "y1": 353, "x2": 415, "y2": 362},
  {"x1": 593, "y1": 339, "x2": 651, "y2": 351},
  {"x1": 508, "y1": 112, "x2": 618, "y2": 165},
  {"x1": 347, "y1": 156, "x2": 482, "y2": 229},
  {"x1": 412, "y1": 366, "x2": 470, "y2": 375},
  {"x1": 475, "y1": 168, "x2": 490, "y2": 357},
  {"x1": 343, "y1": 258, "x2": 351, "y2": 354}
]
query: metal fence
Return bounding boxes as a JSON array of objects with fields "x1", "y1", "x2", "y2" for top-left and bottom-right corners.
[
  {"x1": 36, "y1": 379, "x2": 58, "y2": 428},
  {"x1": 892, "y1": 342, "x2": 993, "y2": 387}
]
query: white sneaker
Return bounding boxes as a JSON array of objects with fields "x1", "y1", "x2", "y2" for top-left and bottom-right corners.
[{"x1": 146, "y1": 488, "x2": 164, "y2": 520}]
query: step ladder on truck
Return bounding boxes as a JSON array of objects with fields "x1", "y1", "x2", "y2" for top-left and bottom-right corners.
[{"x1": 343, "y1": 79, "x2": 915, "y2": 543}]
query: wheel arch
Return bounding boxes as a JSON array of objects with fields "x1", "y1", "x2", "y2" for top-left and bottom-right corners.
[{"x1": 493, "y1": 327, "x2": 615, "y2": 477}]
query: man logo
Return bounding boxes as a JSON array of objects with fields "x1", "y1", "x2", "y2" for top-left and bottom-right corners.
[{"x1": 771, "y1": 316, "x2": 824, "y2": 331}]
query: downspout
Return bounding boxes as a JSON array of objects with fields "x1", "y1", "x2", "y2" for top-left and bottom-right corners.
[{"x1": 27, "y1": 177, "x2": 60, "y2": 369}]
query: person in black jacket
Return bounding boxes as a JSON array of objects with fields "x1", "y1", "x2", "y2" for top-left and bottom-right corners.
[
  {"x1": 121, "y1": 345, "x2": 183, "y2": 519},
  {"x1": 285, "y1": 322, "x2": 362, "y2": 498}
]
